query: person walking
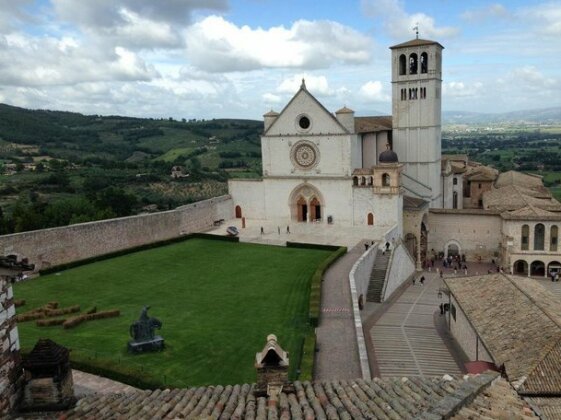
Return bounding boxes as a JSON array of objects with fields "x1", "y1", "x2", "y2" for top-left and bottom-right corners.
[
  {"x1": 286, "y1": 225, "x2": 290, "y2": 234},
  {"x1": 260, "y1": 226, "x2": 264, "y2": 235}
]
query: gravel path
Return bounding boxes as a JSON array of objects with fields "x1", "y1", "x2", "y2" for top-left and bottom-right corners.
[{"x1": 313, "y1": 242, "x2": 365, "y2": 381}]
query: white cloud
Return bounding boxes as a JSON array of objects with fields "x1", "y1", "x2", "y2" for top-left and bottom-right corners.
[
  {"x1": 185, "y1": 16, "x2": 372, "y2": 72},
  {"x1": 443, "y1": 81, "x2": 484, "y2": 98},
  {"x1": 361, "y1": 0, "x2": 459, "y2": 39},
  {"x1": 262, "y1": 93, "x2": 282, "y2": 104},
  {"x1": 277, "y1": 74, "x2": 333, "y2": 96},
  {"x1": 359, "y1": 80, "x2": 389, "y2": 101},
  {"x1": 522, "y1": 2, "x2": 561, "y2": 36},
  {"x1": 502, "y1": 66, "x2": 559, "y2": 89},
  {"x1": 461, "y1": 4, "x2": 510, "y2": 22}
]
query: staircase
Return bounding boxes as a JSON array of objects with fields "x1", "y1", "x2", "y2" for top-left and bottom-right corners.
[{"x1": 367, "y1": 250, "x2": 391, "y2": 302}]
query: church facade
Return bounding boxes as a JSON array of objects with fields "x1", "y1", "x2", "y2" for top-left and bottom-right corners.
[{"x1": 229, "y1": 38, "x2": 446, "y2": 238}]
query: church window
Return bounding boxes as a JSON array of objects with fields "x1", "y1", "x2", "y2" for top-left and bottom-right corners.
[
  {"x1": 367, "y1": 213, "x2": 374, "y2": 225},
  {"x1": 399, "y1": 54, "x2": 406, "y2": 75},
  {"x1": 420, "y1": 52, "x2": 428, "y2": 73},
  {"x1": 551, "y1": 226, "x2": 558, "y2": 251},
  {"x1": 360, "y1": 177, "x2": 366, "y2": 186},
  {"x1": 401, "y1": 88, "x2": 406, "y2": 101},
  {"x1": 453, "y1": 177, "x2": 458, "y2": 185},
  {"x1": 521, "y1": 225, "x2": 529, "y2": 250},
  {"x1": 298, "y1": 116, "x2": 310, "y2": 130},
  {"x1": 409, "y1": 53, "x2": 418, "y2": 74},
  {"x1": 382, "y1": 173, "x2": 390, "y2": 186},
  {"x1": 353, "y1": 176, "x2": 359, "y2": 186},
  {"x1": 453, "y1": 192, "x2": 458, "y2": 209},
  {"x1": 368, "y1": 176, "x2": 373, "y2": 186},
  {"x1": 534, "y1": 223, "x2": 545, "y2": 251}
]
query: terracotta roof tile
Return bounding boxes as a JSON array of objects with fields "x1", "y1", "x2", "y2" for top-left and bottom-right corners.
[
  {"x1": 354, "y1": 116, "x2": 392, "y2": 133},
  {"x1": 389, "y1": 38, "x2": 444, "y2": 50},
  {"x1": 445, "y1": 274, "x2": 561, "y2": 393},
  {"x1": 56, "y1": 373, "x2": 518, "y2": 419}
]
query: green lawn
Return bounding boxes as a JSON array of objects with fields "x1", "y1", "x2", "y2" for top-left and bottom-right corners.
[{"x1": 14, "y1": 238, "x2": 333, "y2": 388}]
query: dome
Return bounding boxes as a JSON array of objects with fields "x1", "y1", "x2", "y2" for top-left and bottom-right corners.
[{"x1": 379, "y1": 148, "x2": 398, "y2": 163}]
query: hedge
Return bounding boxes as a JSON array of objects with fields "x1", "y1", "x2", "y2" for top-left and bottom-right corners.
[
  {"x1": 308, "y1": 246, "x2": 347, "y2": 327},
  {"x1": 299, "y1": 330, "x2": 317, "y2": 381},
  {"x1": 39, "y1": 233, "x2": 239, "y2": 275}
]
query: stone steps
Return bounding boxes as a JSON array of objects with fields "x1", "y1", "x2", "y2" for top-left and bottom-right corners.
[{"x1": 367, "y1": 250, "x2": 391, "y2": 302}]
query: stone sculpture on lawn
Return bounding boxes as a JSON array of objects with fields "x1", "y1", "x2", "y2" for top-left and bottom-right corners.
[{"x1": 127, "y1": 306, "x2": 164, "y2": 353}]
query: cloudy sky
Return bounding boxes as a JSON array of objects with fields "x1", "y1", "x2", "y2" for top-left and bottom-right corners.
[{"x1": 0, "y1": 0, "x2": 560, "y2": 119}]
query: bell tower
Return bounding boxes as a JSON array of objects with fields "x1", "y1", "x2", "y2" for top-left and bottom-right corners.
[{"x1": 390, "y1": 37, "x2": 443, "y2": 207}]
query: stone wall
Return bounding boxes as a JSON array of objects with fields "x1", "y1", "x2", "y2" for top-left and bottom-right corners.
[
  {"x1": 0, "y1": 196, "x2": 233, "y2": 271},
  {"x1": 448, "y1": 295, "x2": 493, "y2": 363},
  {"x1": 428, "y1": 210, "x2": 502, "y2": 261},
  {"x1": 0, "y1": 275, "x2": 22, "y2": 416},
  {"x1": 382, "y1": 241, "x2": 415, "y2": 301}
]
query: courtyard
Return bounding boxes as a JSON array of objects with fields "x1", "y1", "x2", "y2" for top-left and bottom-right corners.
[{"x1": 14, "y1": 237, "x2": 335, "y2": 388}]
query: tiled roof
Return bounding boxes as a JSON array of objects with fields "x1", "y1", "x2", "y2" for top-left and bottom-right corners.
[
  {"x1": 58, "y1": 373, "x2": 516, "y2": 419},
  {"x1": 484, "y1": 185, "x2": 561, "y2": 213},
  {"x1": 501, "y1": 205, "x2": 561, "y2": 221},
  {"x1": 389, "y1": 38, "x2": 444, "y2": 50},
  {"x1": 354, "y1": 116, "x2": 392, "y2": 133},
  {"x1": 445, "y1": 274, "x2": 561, "y2": 394},
  {"x1": 496, "y1": 170, "x2": 544, "y2": 189},
  {"x1": 335, "y1": 106, "x2": 354, "y2": 114},
  {"x1": 525, "y1": 397, "x2": 561, "y2": 420},
  {"x1": 403, "y1": 195, "x2": 428, "y2": 210},
  {"x1": 452, "y1": 375, "x2": 537, "y2": 419}
]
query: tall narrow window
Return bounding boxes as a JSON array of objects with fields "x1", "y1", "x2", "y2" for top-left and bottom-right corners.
[
  {"x1": 409, "y1": 53, "x2": 418, "y2": 74},
  {"x1": 534, "y1": 223, "x2": 545, "y2": 251},
  {"x1": 521, "y1": 224, "x2": 529, "y2": 250},
  {"x1": 382, "y1": 173, "x2": 390, "y2": 186},
  {"x1": 399, "y1": 54, "x2": 406, "y2": 75},
  {"x1": 420, "y1": 52, "x2": 428, "y2": 73},
  {"x1": 453, "y1": 192, "x2": 458, "y2": 209},
  {"x1": 551, "y1": 226, "x2": 558, "y2": 251}
]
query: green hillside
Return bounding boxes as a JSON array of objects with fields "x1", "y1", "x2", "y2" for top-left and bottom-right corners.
[{"x1": 0, "y1": 104, "x2": 263, "y2": 234}]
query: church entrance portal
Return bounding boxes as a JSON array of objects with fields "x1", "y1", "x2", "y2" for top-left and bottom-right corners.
[{"x1": 290, "y1": 184, "x2": 324, "y2": 223}]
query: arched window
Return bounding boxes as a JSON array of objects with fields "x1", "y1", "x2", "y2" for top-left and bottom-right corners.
[
  {"x1": 382, "y1": 173, "x2": 390, "y2": 187},
  {"x1": 367, "y1": 213, "x2": 374, "y2": 226},
  {"x1": 551, "y1": 225, "x2": 558, "y2": 251},
  {"x1": 534, "y1": 223, "x2": 545, "y2": 250},
  {"x1": 420, "y1": 52, "x2": 428, "y2": 73},
  {"x1": 399, "y1": 54, "x2": 406, "y2": 75},
  {"x1": 409, "y1": 53, "x2": 418, "y2": 74},
  {"x1": 353, "y1": 176, "x2": 358, "y2": 186},
  {"x1": 521, "y1": 224, "x2": 529, "y2": 250},
  {"x1": 360, "y1": 176, "x2": 366, "y2": 186},
  {"x1": 368, "y1": 176, "x2": 373, "y2": 186},
  {"x1": 453, "y1": 191, "x2": 458, "y2": 209},
  {"x1": 235, "y1": 205, "x2": 242, "y2": 219}
]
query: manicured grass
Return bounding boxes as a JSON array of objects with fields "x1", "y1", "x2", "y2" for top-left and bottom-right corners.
[{"x1": 14, "y1": 238, "x2": 334, "y2": 388}]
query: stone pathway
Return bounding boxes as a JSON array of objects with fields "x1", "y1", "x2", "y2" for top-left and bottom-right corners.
[
  {"x1": 313, "y1": 242, "x2": 366, "y2": 381},
  {"x1": 365, "y1": 270, "x2": 466, "y2": 378},
  {"x1": 72, "y1": 370, "x2": 138, "y2": 397}
]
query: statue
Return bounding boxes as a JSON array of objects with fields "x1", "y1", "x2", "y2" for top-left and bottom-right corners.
[{"x1": 127, "y1": 306, "x2": 164, "y2": 353}]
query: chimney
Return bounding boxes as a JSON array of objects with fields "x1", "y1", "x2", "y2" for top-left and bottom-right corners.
[
  {"x1": 20, "y1": 339, "x2": 75, "y2": 412},
  {"x1": 335, "y1": 106, "x2": 355, "y2": 133},
  {"x1": 255, "y1": 334, "x2": 290, "y2": 396}
]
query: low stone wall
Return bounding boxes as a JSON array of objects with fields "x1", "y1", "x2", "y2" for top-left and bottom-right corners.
[
  {"x1": 348, "y1": 245, "x2": 377, "y2": 380},
  {"x1": 382, "y1": 241, "x2": 415, "y2": 302},
  {"x1": 0, "y1": 196, "x2": 233, "y2": 271}
]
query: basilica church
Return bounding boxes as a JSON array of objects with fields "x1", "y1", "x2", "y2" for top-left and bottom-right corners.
[
  {"x1": 229, "y1": 36, "x2": 561, "y2": 276},
  {"x1": 229, "y1": 37, "x2": 445, "y2": 240}
]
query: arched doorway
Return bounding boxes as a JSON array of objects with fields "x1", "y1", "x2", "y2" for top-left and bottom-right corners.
[
  {"x1": 289, "y1": 183, "x2": 324, "y2": 223},
  {"x1": 367, "y1": 213, "x2": 374, "y2": 226},
  {"x1": 514, "y1": 260, "x2": 528, "y2": 275},
  {"x1": 530, "y1": 260, "x2": 545, "y2": 277},
  {"x1": 548, "y1": 261, "x2": 561, "y2": 276},
  {"x1": 444, "y1": 240, "x2": 461, "y2": 258},
  {"x1": 235, "y1": 205, "x2": 242, "y2": 218},
  {"x1": 310, "y1": 197, "x2": 321, "y2": 221},
  {"x1": 296, "y1": 197, "x2": 307, "y2": 222},
  {"x1": 420, "y1": 222, "x2": 428, "y2": 265}
]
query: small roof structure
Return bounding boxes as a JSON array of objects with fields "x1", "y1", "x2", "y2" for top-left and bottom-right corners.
[
  {"x1": 335, "y1": 106, "x2": 354, "y2": 114},
  {"x1": 389, "y1": 38, "x2": 444, "y2": 50},
  {"x1": 255, "y1": 334, "x2": 289, "y2": 368},
  {"x1": 354, "y1": 116, "x2": 392, "y2": 134},
  {"x1": 495, "y1": 170, "x2": 544, "y2": 189}
]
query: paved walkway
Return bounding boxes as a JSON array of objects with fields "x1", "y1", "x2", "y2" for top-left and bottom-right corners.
[
  {"x1": 313, "y1": 242, "x2": 366, "y2": 381},
  {"x1": 73, "y1": 370, "x2": 138, "y2": 397},
  {"x1": 365, "y1": 270, "x2": 466, "y2": 378}
]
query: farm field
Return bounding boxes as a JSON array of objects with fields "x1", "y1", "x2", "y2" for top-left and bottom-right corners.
[{"x1": 14, "y1": 238, "x2": 334, "y2": 388}]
